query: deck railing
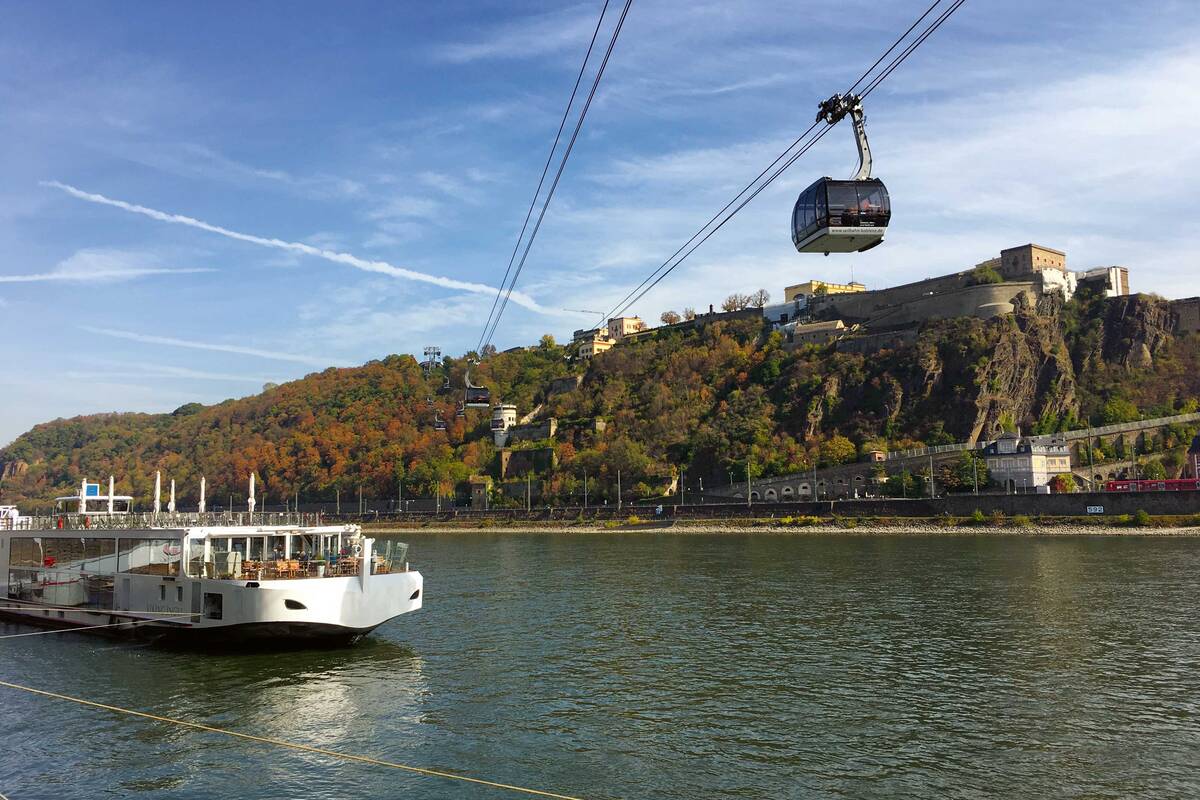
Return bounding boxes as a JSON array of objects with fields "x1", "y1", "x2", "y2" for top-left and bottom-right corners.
[{"x1": 6, "y1": 511, "x2": 326, "y2": 531}]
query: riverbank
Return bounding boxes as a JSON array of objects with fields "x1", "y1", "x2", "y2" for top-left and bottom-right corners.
[{"x1": 366, "y1": 517, "x2": 1200, "y2": 536}]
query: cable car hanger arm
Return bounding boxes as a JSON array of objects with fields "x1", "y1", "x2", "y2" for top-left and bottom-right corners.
[{"x1": 817, "y1": 93, "x2": 872, "y2": 181}]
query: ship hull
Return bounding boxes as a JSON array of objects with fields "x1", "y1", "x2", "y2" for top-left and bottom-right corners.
[{"x1": 1, "y1": 521, "x2": 421, "y2": 648}]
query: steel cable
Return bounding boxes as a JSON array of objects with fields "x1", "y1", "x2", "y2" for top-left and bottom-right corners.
[
  {"x1": 476, "y1": 0, "x2": 613, "y2": 353},
  {"x1": 480, "y1": 0, "x2": 635, "y2": 352}
]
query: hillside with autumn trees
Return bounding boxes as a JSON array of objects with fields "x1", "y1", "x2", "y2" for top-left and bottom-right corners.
[{"x1": 2, "y1": 288, "x2": 1198, "y2": 508}]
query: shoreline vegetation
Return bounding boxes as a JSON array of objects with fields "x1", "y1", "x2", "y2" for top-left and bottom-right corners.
[{"x1": 366, "y1": 513, "x2": 1200, "y2": 536}]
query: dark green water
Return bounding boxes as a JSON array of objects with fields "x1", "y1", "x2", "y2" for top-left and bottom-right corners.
[{"x1": 1, "y1": 532, "x2": 1198, "y2": 799}]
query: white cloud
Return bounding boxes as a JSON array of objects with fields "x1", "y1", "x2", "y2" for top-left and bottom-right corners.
[
  {"x1": 0, "y1": 248, "x2": 213, "y2": 284},
  {"x1": 43, "y1": 181, "x2": 558, "y2": 314},
  {"x1": 79, "y1": 325, "x2": 347, "y2": 367},
  {"x1": 433, "y1": 4, "x2": 599, "y2": 63},
  {"x1": 104, "y1": 141, "x2": 365, "y2": 199},
  {"x1": 674, "y1": 72, "x2": 792, "y2": 97},
  {"x1": 418, "y1": 171, "x2": 484, "y2": 204},
  {"x1": 365, "y1": 194, "x2": 443, "y2": 222}
]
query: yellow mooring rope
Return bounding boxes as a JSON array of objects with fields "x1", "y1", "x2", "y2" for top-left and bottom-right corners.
[
  {"x1": 0, "y1": 614, "x2": 198, "y2": 639},
  {"x1": 0, "y1": 680, "x2": 588, "y2": 800}
]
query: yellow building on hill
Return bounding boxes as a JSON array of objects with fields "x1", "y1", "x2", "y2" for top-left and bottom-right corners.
[{"x1": 784, "y1": 280, "x2": 866, "y2": 302}]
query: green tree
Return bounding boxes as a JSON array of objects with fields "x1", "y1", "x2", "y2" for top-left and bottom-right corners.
[
  {"x1": 1141, "y1": 460, "x2": 1166, "y2": 480},
  {"x1": 1101, "y1": 398, "x2": 1139, "y2": 424},
  {"x1": 881, "y1": 470, "x2": 921, "y2": 497},
  {"x1": 819, "y1": 435, "x2": 857, "y2": 467},
  {"x1": 969, "y1": 264, "x2": 1003, "y2": 285},
  {"x1": 937, "y1": 451, "x2": 989, "y2": 493},
  {"x1": 1050, "y1": 473, "x2": 1077, "y2": 493}
]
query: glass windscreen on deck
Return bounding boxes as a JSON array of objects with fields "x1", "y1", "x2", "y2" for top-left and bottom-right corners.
[
  {"x1": 183, "y1": 531, "x2": 355, "y2": 579},
  {"x1": 7, "y1": 537, "x2": 119, "y2": 609},
  {"x1": 371, "y1": 541, "x2": 408, "y2": 575}
]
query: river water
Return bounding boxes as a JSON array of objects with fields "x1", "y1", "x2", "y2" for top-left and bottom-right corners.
[{"x1": 1, "y1": 532, "x2": 1198, "y2": 799}]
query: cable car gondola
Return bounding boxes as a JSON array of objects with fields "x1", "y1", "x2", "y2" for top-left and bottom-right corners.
[
  {"x1": 464, "y1": 361, "x2": 491, "y2": 409},
  {"x1": 792, "y1": 94, "x2": 890, "y2": 255},
  {"x1": 455, "y1": 401, "x2": 466, "y2": 418},
  {"x1": 433, "y1": 410, "x2": 447, "y2": 431}
]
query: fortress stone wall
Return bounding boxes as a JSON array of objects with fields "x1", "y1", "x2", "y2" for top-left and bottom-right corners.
[
  {"x1": 810, "y1": 274, "x2": 1038, "y2": 331},
  {"x1": 1173, "y1": 297, "x2": 1200, "y2": 335}
]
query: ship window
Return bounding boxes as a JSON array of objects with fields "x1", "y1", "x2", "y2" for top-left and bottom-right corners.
[
  {"x1": 410, "y1": 589, "x2": 421, "y2": 600},
  {"x1": 9, "y1": 538, "x2": 42, "y2": 568},
  {"x1": 118, "y1": 539, "x2": 181, "y2": 576},
  {"x1": 7, "y1": 537, "x2": 117, "y2": 610},
  {"x1": 159, "y1": 585, "x2": 166, "y2": 601},
  {"x1": 177, "y1": 586, "x2": 184, "y2": 602},
  {"x1": 284, "y1": 599, "x2": 306, "y2": 610}
]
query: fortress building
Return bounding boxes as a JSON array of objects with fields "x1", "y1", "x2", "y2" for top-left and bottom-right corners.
[
  {"x1": 796, "y1": 243, "x2": 1131, "y2": 334},
  {"x1": 784, "y1": 280, "x2": 866, "y2": 302},
  {"x1": 996, "y1": 243, "x2": 1065, "y2": 279}
]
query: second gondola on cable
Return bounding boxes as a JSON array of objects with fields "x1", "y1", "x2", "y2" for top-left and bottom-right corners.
[{"x1": 463, "y1": 362, "x2": 491, "y2": 408}]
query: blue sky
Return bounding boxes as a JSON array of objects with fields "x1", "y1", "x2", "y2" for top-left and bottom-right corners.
[{"x1": 2, "y1": 0, "x2": 1199, "y2": 445}]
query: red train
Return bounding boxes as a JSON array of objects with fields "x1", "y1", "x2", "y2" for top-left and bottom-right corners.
[{"x1": 1104, "y1": 478, "x2": 1200, "y2": 492}]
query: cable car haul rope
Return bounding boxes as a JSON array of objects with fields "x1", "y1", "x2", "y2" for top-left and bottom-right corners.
[{"x1": 0, "y1": 679, "x2": 590, "y2": 800}]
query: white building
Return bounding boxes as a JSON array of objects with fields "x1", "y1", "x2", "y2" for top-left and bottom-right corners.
[
  {"x1": 491, "y1": 404, "x2": 518, "y2": 447},
  {"x1": 982, "y1": 432, "x2": 1072, "y2": 493},
  {"x1": 762, "y1": 296, "x2": 809, "y2": 329},
  {"x1": 572, "y1": 327, "x2": 616, "y2": 359},
  {"x1": 606, "y1": 316, "x2": 646, "y2": 341}
]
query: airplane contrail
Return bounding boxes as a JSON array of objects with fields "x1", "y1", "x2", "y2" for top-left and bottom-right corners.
[{"x1": 43, "y1": 181, "x2": 551, "y2": 313}]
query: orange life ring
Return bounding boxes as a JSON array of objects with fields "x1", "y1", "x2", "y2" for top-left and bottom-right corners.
[{"x1": 56, "y1": 516, "x2": 64, "y2": 530}]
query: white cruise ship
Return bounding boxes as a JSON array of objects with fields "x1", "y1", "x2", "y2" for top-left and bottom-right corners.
[{"x1": 0, "y1": 478, "x2": 422, "y2": 646}]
